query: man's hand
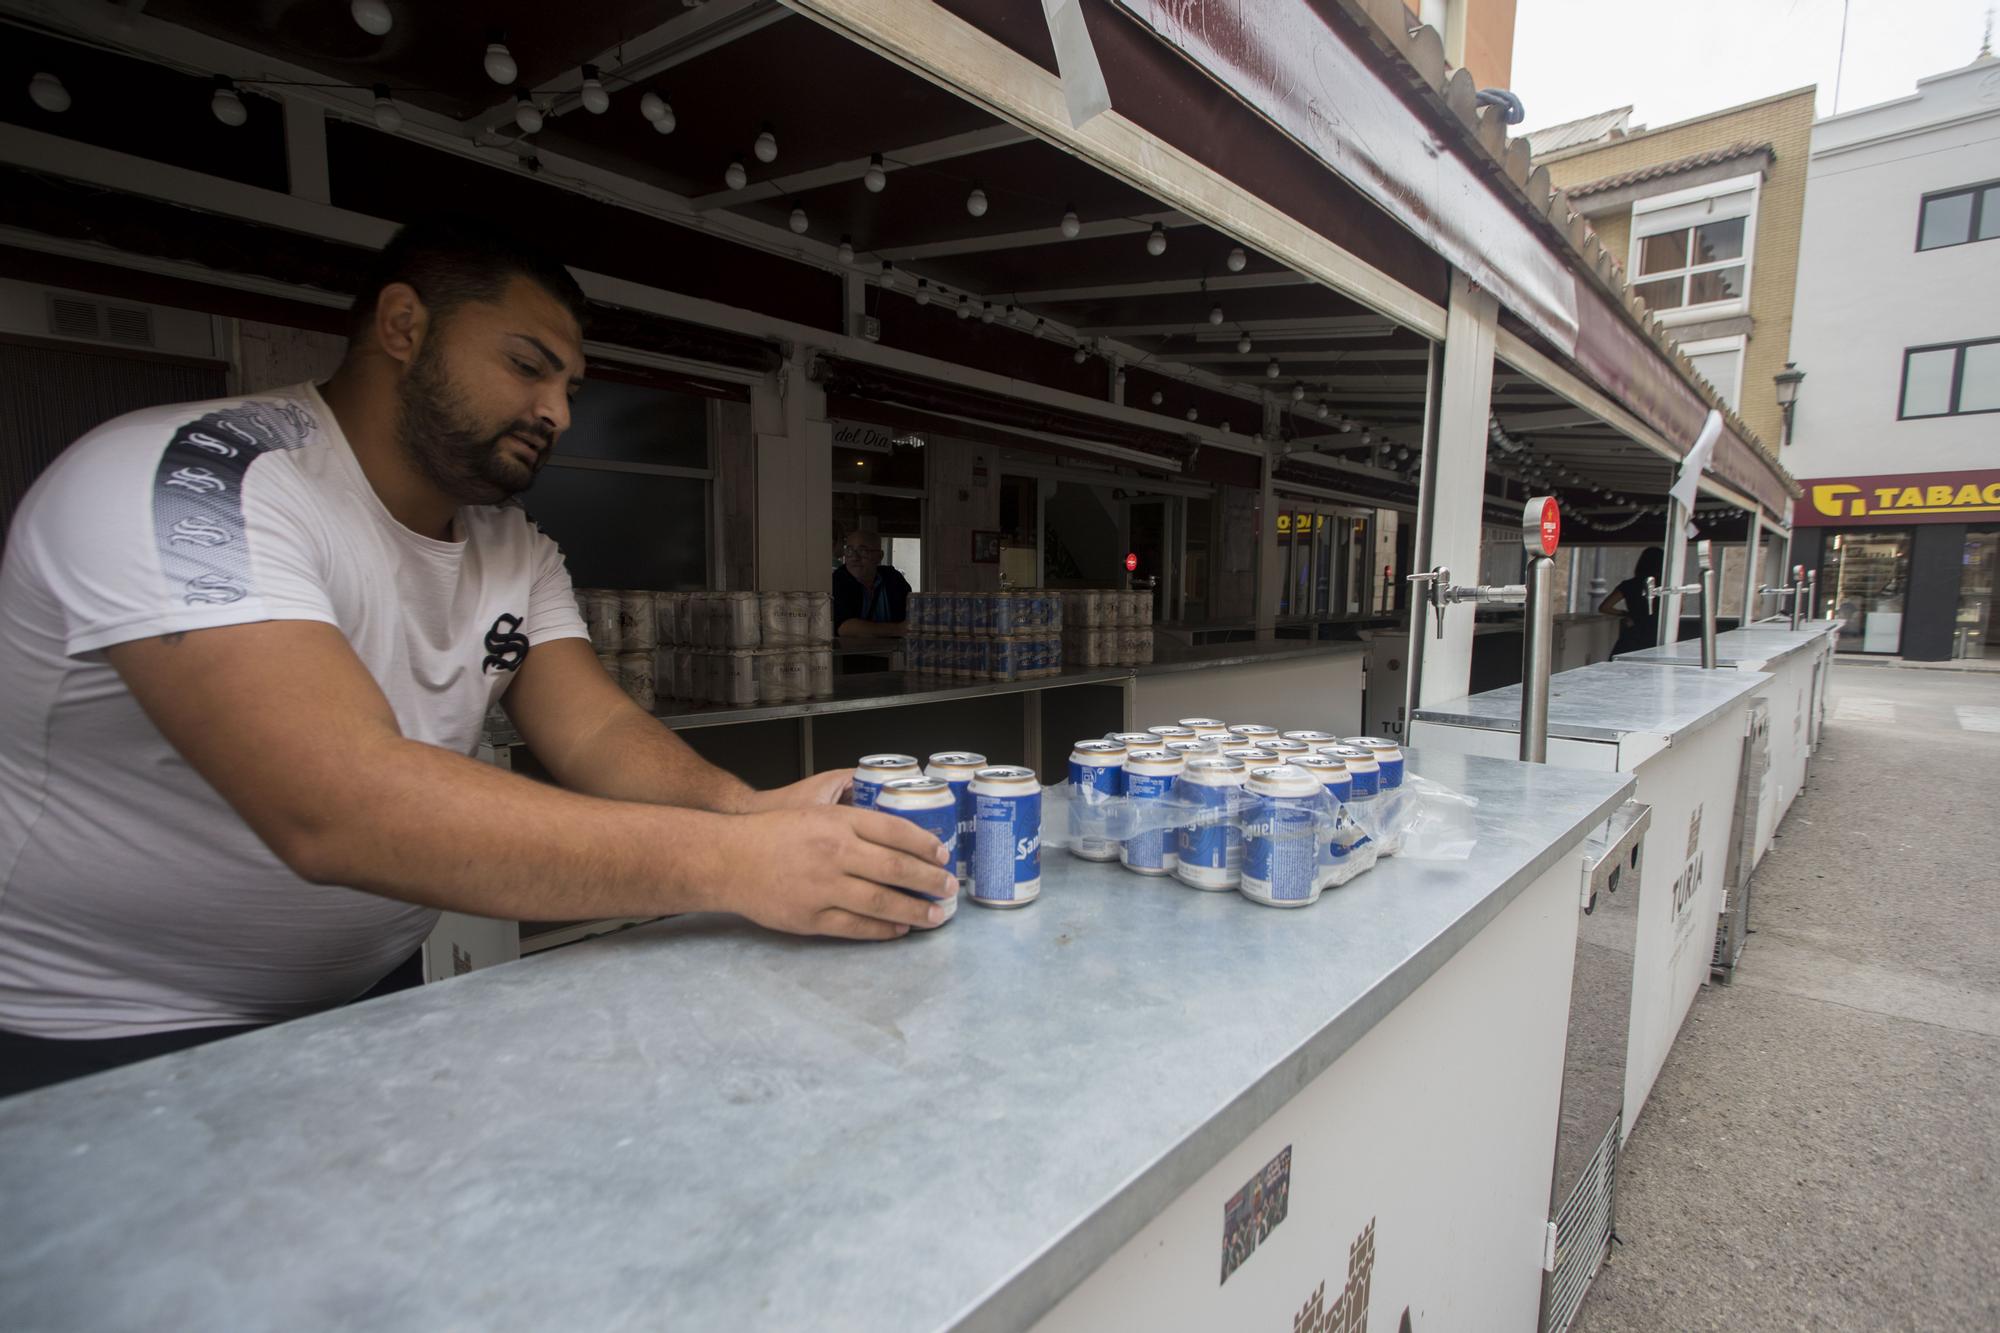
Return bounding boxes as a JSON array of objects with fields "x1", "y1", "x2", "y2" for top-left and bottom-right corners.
[
  {"x1": 723, "y1": 806, "x2": 960, "y2": 940},
  {"x1": 738, "y1": 769, "x2": 854, "y2": 812}
]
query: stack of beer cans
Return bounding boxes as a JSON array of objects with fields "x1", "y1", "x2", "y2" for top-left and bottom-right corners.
[{"x1": 904, "y1": 590, "x2": 1063, "y2": 683}]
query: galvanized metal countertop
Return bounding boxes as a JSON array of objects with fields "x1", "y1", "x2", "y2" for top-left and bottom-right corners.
[
  {"x1": 1614, "y1": 620, "x2": 1839, "y2": 672},
  {"x1": 0, "y1": 750, "x2": 1630, "y2": 1333},
  {"x1": 1413, "y1": 660, "x2": 1771, "y2": 744},
  {"x1": 1137, "y1": 636, "x2": 1368, "y2": 675}
]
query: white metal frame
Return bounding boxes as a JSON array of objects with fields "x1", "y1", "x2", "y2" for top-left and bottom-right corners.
[
  {"x1": 1676, "y1": 334, "x2": 1749, "y2": 411},
  {"x1": 1628, "y1": 172, "x2": 1762, "y2": 327}
]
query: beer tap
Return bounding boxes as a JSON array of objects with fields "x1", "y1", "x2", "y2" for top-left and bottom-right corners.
[
  {"x1": 1406, "y1": 567, "x2": 1525, "y2": 638},
  {"x1": 1646, "y1": 541, "x2": 1720, "y2": 667}
]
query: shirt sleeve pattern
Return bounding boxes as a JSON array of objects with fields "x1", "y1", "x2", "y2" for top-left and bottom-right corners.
[{"x1": 151, "y1": 398, "x2": 319, "y2": 609}]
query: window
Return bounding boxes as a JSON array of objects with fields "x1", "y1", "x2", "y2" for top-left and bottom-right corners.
[
  {"x1": 1917, "y1": 180, "x2": 2000, "y2": 251},
  {"x1": 1680, "y1": 335, "x2": 1746, "y2": 409},
  {"x1": 1899, "y1": 337, "x2": 2000, "y2": 419},
  {"x1": 1629, "y1": 177, "x2": 1757, "y2": 321}
]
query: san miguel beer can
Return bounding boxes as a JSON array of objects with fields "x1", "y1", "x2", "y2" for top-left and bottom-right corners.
[
  {"x1": 925, "y1": 751, "x2": 986, "y2": 883},
  {"x1": 1174, "y1": 756, "x2": 1247, "y2": 891},
  {"x1": 1320, "y1": 745, "x2": 1380, "y2": 800},
  {"x1": 1068, "y1": 739, "x2": 1127, "y2": 862},
  {"x1": 1120, "y1": 748, "x2": 1184, "y2": 876},
  {"x1": 970, "y1": 766, "x2": 1041, "y2": 908},
  {"x1": 853, "y1": 753, "x2": 920, "y2": 810},
  {"x1": 877, "y1": 777, "x2": 961, "y2": 925},
  {"x1": 1240, "y1": 765, "x2": 1325, "y2": 908},
  {"x1": 1178, "y1": 717, "x2": 1228, "y2": 739},
  {"x1": 1340, "y1": 737, "x2": 1405, "y2": 790}
]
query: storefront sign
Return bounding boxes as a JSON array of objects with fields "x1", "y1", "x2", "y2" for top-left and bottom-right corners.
[
  {"x1": 1796, "y1": 469, "x2": 2000, "y2": 526},
  {"x1": 830, "y1": 420, "x2": 895, "y2": 453}
]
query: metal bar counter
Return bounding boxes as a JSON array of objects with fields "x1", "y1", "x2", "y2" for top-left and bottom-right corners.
[
  {"x1": 1411, "y1": 661, "x2": 1773, "y2": 745},
  {"x1": 1613, "y1": 621, "x2": 1836, "y2": 673},
  {"x1": 0, "y1": 750, "x2": 1631, "y2": 1333}
]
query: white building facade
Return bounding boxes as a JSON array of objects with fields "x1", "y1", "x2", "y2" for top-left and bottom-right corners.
[{"x1": 1787, "y1": 52, "x2": 2000, "y2": 658}]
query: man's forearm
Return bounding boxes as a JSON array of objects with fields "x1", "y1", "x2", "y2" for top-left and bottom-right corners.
[
  {"x1": 297, "y1": 735, "x2": 738, "y2": 921},
  {"x1": 554, "y1": 706, "x2": 758, "y2": 813}
]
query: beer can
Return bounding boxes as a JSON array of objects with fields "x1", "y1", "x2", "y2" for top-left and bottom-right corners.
[
  {"x1": 1068, "y1": 739, "x2": 1127, "y2": 862},
  {"x1": 759, "y1": 592, "x2": 791, "y2": 647},
  {"x1": 615, "y1": 650, "x2": 655, "y2": 712},
  {"x1": 1226, "y1": 723, "x2": 1279, "y2": 743},
  {"x1": 1163, "y1": 738, "x2": 1216, "y2": 760},
  {"x1": 1174, "y1": 756, "x2": 1247, "y2": 891},
  {"x1": 1288, "y1": 755, "x2": 1364, "y2": 878},
  {"x1": 808, "y1": 647, "x2": 834, "y2": 699},
  {"x1": 1105, "y1": 732, "x2": 1157, "y2": 750},
  {"x1": 1281, "y1": 729, "x2": 1339, "y2": 748},
  {"x1": 652, "y1": 590, "x2": 679, "y2": 647},
  {"x1": 1321, "y1": 745, "x2": 1381, "y2": 800},
  {"x1": 616, "y1": 590, "x2": 657, "y2": 651},
  {"x1": 1222, "y1": 746, "x2": 1276, "y2": 765},
  {"x1": 1178, "y1": 718, "x2": 1229, "y2": 738},
  {"x1": 581, "y1": 590, "x2": 621, "y2": 653},
  {"x1": 721, "y1": 649, "x2": 758, "y2": 706},
  {"x1": 1262, "y1": 739, "x2": 1311, "y2": 761},
  {"x1": 1240, "y1": 766, "x2": 1325, "y2": 908},
  {"x1": 877, "y1": 777, "x2": 961, "y2": 925},
  {"x1": 925, "y1": 751, "x2": 987, "y2": 882},
  {"x1": 1120, "y1": 748, "x2": 1184, "y2": 876},
  {"x1": 1145, "y1": 724, "x2": 1197, "y2": 745},
  {"x1": 1340, "y1": 737, "x2": 1405, "y2": 789},
  {"x1": 970, "y1": 766, "x2": 1042, "y2": 908},
  {"x1": 853, "y1": 753, "x2": 921, "y2": 810},
  {"x1": 720, "y1": 591, "x2": 761, "y2": 648},
  {"x1": 807, "y1": 592, "x2": 834, "y2": 645}
]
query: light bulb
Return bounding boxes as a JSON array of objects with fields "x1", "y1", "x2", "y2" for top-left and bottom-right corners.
[
  {"x1": 579, "y1": 67, "x2": 609, "y2": 115},
  {"x1": 1115, "y1": 370, "x2": 1126, "y2": 391},
  {"x1": 351, "y1": 0, "x2": 392, "y2": 37},
  {"x1": 1221, "y1": 421, "x2": 1232, "y2": 435},
  {"x1": 957, "y1": 295, "x2": 971, "y2": 320},
  {"x1": 1362, "y1": 433, "x2": 1374, "y2": 446},
  {"x1": 1291, "y1": 384, "x2": 1305, "y2": 402},
  {"x1": 753, "y1": 128, "x2": 777, "y2": 163},
  {"x1": 1145, "y1": 223, "x2": 1167, "y2": 256},
  {"x1": 1006, "y1": 305, "x2": 1021, "y2": 326},
  {"x1": 837, "y1": 237, "x2": 854, "y2": 265},
  {"x1": 1265, "y1": 358, "x2": 1280, "y2": 380},
  {"x1": 1340, "y1": 421, "x2": 1354, "y2": 433},
  {"x1": 1237, "y1": 335, "x2": 1252, "y2": 354},
  {"x1": 514, "y1": 92, "x2": 543, "y2": 134},
  {"x1": 915, "y1": 280, "x2": 931, "y2": 306},
  {"x1": 641, "y1": 91, "x2": 668, "y2": 123},
  {"x1": 1227, "y1": 246, "x2": 1247, "y2": 272},
  {"x1": 724, "y1": 160, "x2": 747, "y2": 190},
  {"x1": 1316, "y1": 403, "x2": 1329, "y2": 419},
  {"x1": 1185, "y1": 407, "x2": 1198, "y2": 422},
  {"x1": 1073, "y1": 346, "x2": 1087, "y2": 364},
  {"x1": 1033, "y1": 319, "x2": 1047, "y2": 339},
  {"x1": 651, "y1": 102, "x2": 676, "y2": 134},
  {"x1": 981, "y1": 302, "x2": 995, "y2": 324},
  {"x1": 881, "y1": 262, "x2": 897, "y2": 289},
  {"x1": 29, "y1": 72, "x2": 70, "y2": 114},
  {"x1": 484, "y1": 41, "x2": 517, "y2": 87},
  {"x1": 966, "y1": 186, "x2": 988, "y2": 217},
  {"x1": 371, "y1": 85, "x2": 402, "y2": 133},
  {"x1": 1208, "y1": 305, "x2": 1223, "y2": 326},
  {"x1": 789, "y1": 204, "x2": 808, "y2": 235},
  {"x1": 864, "y1": 154, "x2": 886, "y2": 192},
  {"x1": 1060, "y1": 207, "x2": 1081, "y2": 238},
  {"x1": 1151, "y1": 391, "x2": 1163, "y2": 406},
  {"x1": 211, "y1": 78, "x2": 247, "y2": 127}
]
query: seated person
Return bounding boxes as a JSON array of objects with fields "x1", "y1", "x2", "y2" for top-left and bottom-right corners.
[{"x1": 832, "y1": 531, "x2": 911, "y2": 638}]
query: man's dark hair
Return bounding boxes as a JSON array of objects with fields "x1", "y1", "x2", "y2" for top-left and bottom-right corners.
[{"x1": 350, "y1": 214, "x2": 589, "y2": 339}]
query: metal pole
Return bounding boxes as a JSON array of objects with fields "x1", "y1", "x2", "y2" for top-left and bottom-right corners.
[
  {"x1": 1697, "y1": 540, "x2": 1719, "y2": 669},
  {"x1": 1806, "y1": 569, "x2": 1819, "y2": 624},
  {"x1": 1402, "y1": 341, "x2": 1448, "y2": 728},
  {"x1": 1658, "y1": 497, "x2": 1689, "y2": 646},
  {"x1": 1521, "y1": 554, "x2": 1555, "y2": 762},
  {"x1": 1789, "y1": 564, "x2": 1805, "y2": 630}
]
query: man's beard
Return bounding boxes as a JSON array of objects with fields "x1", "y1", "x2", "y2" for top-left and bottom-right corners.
[{"x1": 395, "y1": 337, "x2": 552, "y2": 505}]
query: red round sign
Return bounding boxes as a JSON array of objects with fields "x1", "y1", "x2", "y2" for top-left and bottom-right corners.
[
  {"x1": 1538, "y1": 497, "x2": 1561, "y2": 556},
  {"x1": 1125, "y1": 552, "x2": 1139, "y2": 572}
]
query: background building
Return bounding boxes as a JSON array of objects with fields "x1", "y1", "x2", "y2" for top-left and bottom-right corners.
[{"x1": 1785, "y1": 46, "x2": 2000, "y2": 660}]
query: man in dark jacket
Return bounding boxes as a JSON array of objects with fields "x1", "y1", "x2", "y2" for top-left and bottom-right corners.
[{"x1": 832, "y1": 529, "x2": 911, "y2": 638}]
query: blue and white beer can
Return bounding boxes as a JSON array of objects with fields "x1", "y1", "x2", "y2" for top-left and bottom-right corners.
[
  {"x1": 1240, "y1": 766, "x2": 1325, "y2": 908},
  {"x1": 1163, "y1": 738, "x2": 1216, "y2": 760},
  {"x1": 1261, "y1": 739, "x2": 1312, "y2": 762},
  {"x1": 1287, "y1": 753, "x2": 1354, "y2": 809},
  {"x1": 1105, "y1": 731, "x2": 1157, "y2": 751},
  {"x1": 1226, "y1": 723, "x2": 1279, "y2": 744},
  {"x1": 1120, "y1": 748, "x2": 1184, "y2": 876},
  {"x1": 1145, "y1": 724, "x2": 1197, "y2": 745},
  {"x1": 1282, "y1": 729, "x2": 1339, "y2": 748},
  {"x1": 1222, "y1": 746, "x2": 1276, "y2": 766},
  {"x1": 925, "y1": 750, "x2": 987, "y2": 881},
  {"x1": 970, "y1": 766, "x2": 1042, "y2": 907},
  {"x1": 1320, "y1": 745, "x2": 1380, "y2": 800},
  {"x1": 1178, "y1": 717, "x2": 1229, "y2": 739},
  {"x1": 1174, "y1": 756, "x2": 1247, "y2": 891},
  {"x1": 877, "y1": 777, "x2": 961, "y2": 924},
  {"x1": 1341, "y1": 737, "x2": 1405, "y2": 789},
  {"x1": 853, "y1": 753, "x2": 921, "y2": 810},
  {"x1": 1068, "y1": 739, "x2": 1127, "y2": 862}
]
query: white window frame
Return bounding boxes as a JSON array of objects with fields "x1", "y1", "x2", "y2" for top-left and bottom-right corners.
[
  {"x1": 1628, "y1": 171, "x2": 1761, "y2": 326},
  {"x1": 1678, "y1": 333, "x2": 1748, "y2": 410}
]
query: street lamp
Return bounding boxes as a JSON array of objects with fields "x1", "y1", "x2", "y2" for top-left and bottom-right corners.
[{"x1": 1774, "y1": 362, "x2": 1805, "y2": 447}]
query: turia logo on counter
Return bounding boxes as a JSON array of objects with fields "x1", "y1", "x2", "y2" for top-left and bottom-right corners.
[{"x1": 1797, "y1": 470, "x2": 2000, "y2": 527}]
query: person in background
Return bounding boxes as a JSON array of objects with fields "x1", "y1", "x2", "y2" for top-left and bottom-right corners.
[
  {"x1": 1603, "y1": 545, "x2": 1666, "y2": 656},
  {"x1": 832, "y1": 529, "x2": 911, "y2": 638}
]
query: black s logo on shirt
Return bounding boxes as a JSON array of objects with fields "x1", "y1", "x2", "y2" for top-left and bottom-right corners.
[{"x1": 483, "y1": 613, "x2": 529, "y2": 673}]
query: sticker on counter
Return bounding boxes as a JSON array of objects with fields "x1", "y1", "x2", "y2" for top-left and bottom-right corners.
[{"x1": 1220, "y1": 1143, "x2": 1291, "y2": 1284}]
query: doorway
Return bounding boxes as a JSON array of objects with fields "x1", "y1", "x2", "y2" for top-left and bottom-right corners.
[{"x1": 1820, "y1": 530, "x2": 1909, "y2": 654}]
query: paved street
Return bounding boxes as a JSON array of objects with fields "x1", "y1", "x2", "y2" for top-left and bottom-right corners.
[{"x1": 1573, "y1": 662, "x2": 2000, "y2": 1331}]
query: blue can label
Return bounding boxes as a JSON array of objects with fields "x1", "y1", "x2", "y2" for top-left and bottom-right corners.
[
  {"x1": 943, "y1": 778, "x2": 975, "y2": 879},
  {"x1": 1243, "y1": 795, "x2": 1319, "y2": 901},
  {"x1": 852, "y1": 778, "x2": 884, "y2": 810},
  {"x1": 1068, "y1": 757, "x2": 1125, "y2": 798},
  {"x1": 1346, "y1": 766, "x2": 1380, "y2": 799},
  {"x1": 1176, "y1": 780, "x2": 1241, "y2": 872},
  {"x1": 973, "y1": 789, "x2": 1042, "y2": 901},
  {"x1": 1122, "y1": 770, "x2": 1179, "y2": 871},
  {"x1": 1375, "y1": 754, "x2": 1404, "y2": 789},
  {"x1": 883, "y1": 802, "x2": 959, "y2": 880}
]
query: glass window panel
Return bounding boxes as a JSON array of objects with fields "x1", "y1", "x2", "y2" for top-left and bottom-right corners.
[
  {"x1": 1981, "y1": 187, "x2": 2000, "y2": 241},
  {"x1": 1919, "y1": 192, "x2": 1974, "y2": 249},
  {"x1": 526, "y1": 466, "x2": 708, "y2": 589},
  {"x1": 1686, "y1": 265, "x2": 1745, "y2": 305},
  {"x1": 1638, "y1": 229, "x2": 1689, "y2": 275},
  {"x1": 557, "y1": 377, "x2": 709, "y2": 468},
  {"x1": 1691, "y1": 216, "x2": 1745, "y2": 264},
  {"x1": 1634, "y1": 277, "x2": 1684, "y2": 310},
  {"x1": 1901, "y1": 347, "x2": 1957, "y2": 417},
  {"x1": 1958, "y1": 341, "x2": 2000, "y2": 413}
]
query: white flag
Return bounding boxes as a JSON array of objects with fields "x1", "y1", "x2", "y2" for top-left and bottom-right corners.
[
  {"x1": 1669, "y1": 410, "x2": 1722, "y2": 537},
  {"x1": 1043, "y1": 0, "x2": 1112, "y2": 128}
]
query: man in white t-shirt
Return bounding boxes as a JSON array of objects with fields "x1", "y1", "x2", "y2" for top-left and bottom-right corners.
[{"x1": 0, "y1": 217, "x2": 956, "y2": 1095}]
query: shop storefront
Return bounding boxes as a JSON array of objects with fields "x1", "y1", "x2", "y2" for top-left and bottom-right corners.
[{"x1": 1793, "y1": 468, "x2": 2000, "y2": 658}]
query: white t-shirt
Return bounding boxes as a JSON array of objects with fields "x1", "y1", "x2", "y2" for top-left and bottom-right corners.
[{"x1": 0, "y1": 383, "x2": 587, "y2": 1038}]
